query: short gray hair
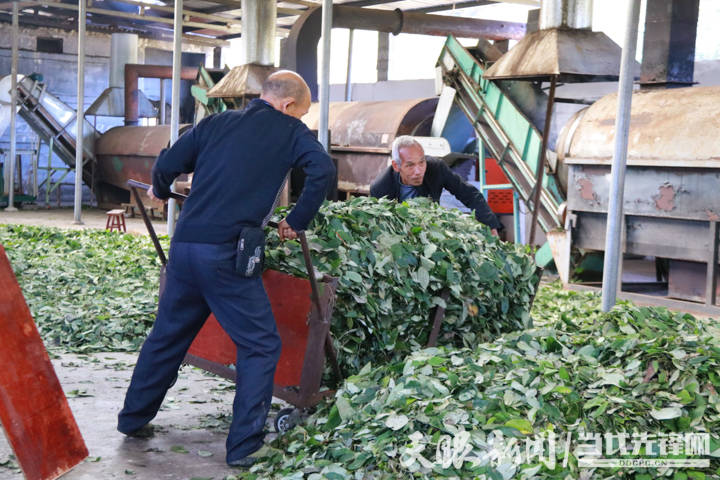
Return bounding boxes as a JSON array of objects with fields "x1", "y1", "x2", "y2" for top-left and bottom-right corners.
[
  {"x1": 391, "y1": 135, "x2": 423, "y2": 166},
  {"x1": 261, "y1": 70, "x2": 308, "y2": 104}
]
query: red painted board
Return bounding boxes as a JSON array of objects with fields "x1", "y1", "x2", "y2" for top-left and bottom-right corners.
[
  {"x1": 186, "y1": 269, "x2": 312, "y2": 387},
  {"x1": 0, "y1": 245, "x2": 88, "y2": 480}
]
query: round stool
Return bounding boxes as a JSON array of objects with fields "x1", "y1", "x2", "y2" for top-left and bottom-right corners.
[{"x1": 106, "y1": 209, "x2": 127, "y2": 233}]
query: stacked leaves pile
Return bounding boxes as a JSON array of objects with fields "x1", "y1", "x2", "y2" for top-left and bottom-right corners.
[
  {"x1": 0, "y1": 224, "x2": 163, "y2": 352},
  {"x1": 251, "y1": 285, "x2": 720, "y2": 479},
  {"x1": 266, "y1": 197, "x2": 540, "y2": 372}
]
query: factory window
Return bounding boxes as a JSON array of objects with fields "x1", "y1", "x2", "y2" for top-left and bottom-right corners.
[{"x1": 37, "y1": 37, "x2": 63, "y2": 54}]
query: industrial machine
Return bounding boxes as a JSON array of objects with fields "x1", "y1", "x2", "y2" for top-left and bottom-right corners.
[
  {"x1": 436, "y1": 0, "x2": 719, "y2": 313},
  {"x1": 6, "y1": 0, "x2": 718, "y2": 313}
]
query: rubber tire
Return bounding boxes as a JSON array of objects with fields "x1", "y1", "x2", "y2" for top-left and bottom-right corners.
[{"x1": 274, "y1": 407, "x2": 297, "y2": 434}]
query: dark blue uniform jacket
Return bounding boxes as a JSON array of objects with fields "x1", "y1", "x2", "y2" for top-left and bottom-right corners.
[
  {"x1": 152, "y1": 99, "x2": 335, "y2": 244},
  {"x1": 369, "y1": 157, "x2": 502, "y2": 230}
]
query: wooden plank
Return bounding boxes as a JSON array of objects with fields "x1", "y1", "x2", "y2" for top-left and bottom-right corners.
[{"x1": 0, "y1": 245, "x2": 88, "y2": 480}]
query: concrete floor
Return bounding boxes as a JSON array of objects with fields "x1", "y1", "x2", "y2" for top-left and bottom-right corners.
[
  {"x1": 0, "y1": 352, "x2": 286, "y2": 480},
  {"x1": 0, "y1": 207, "x2": 169, "y2": 236},
  {"x1": 0, "y1": 209, "x2": 282, "y2": 479}
]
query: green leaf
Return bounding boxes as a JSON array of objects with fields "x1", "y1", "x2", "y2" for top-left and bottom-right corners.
[
  {"x1": 650, "y1": 407, "x2": 683, "y2": 420},
  {"x1": 504, "y1": 418, "x2": 533, "y2": 434},
  {"x1": 416, "y1": 267, "x2": 430, "y2": 289},
  {"x1": 385, "y1": 413, "x2": 409, "y2": 431}
]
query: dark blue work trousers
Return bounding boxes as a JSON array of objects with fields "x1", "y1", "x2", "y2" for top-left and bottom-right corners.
[{"x1": 117, "y1": 241, "x2": 281, "y2": 463}]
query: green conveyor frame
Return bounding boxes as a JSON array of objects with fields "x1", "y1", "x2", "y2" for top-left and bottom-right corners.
[{"x1": 437, "y1": 36, "x2": 565, "y2": 234}]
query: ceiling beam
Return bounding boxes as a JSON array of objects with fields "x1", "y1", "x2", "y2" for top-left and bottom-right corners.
[
  {"x1": 409, "y1": 1, "x2": 495, "y2": 13},
  {"x1": 0, "y1": 0, "x2": 243, "y2": 34},
  {"x1": 0, "y1": 11, "x2": 229, "y2": 46}
]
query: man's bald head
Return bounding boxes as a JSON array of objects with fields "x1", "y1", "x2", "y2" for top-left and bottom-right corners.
[{"x1": 260, "y1": 70, "x2": 311, "y2": 119}]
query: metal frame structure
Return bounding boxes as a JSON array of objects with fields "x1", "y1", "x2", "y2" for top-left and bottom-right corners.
[
  {"x1": 0, "y1": 0, "x2": 534, "y2": 231},
  {"x1": 437, "y1": 35, "x2": 565, "y2": 236},
  {"x1": 0, "y1": 1, "x2": 537, "y2": 42}
]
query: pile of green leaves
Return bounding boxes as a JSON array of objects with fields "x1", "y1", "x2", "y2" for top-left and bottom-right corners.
[
  {"x1": 250, "y1": 285, "x2": 720, "y2": 479},
  {"x1": 266, "y1": 197, "x2": 539, "y2": 372},
  {"x1": 0, "y1": 224, "x2": 163, "y2": 352}
]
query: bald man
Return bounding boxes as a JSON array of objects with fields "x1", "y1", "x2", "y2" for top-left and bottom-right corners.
[{"x1": 117, "y1": 70, "x2": 335, "y2": 468}]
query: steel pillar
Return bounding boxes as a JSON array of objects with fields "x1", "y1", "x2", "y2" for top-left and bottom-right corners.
[
  {"x1": 344, "y1": 29, "x2": 354, "y2": 102},
  {"x1": 159, "y1": 79, "x2": 165, "y2": 125},
  {"x1": 167, "y1": 0, "x2": 183, "y2": 237},
  {"x1": 73, "y1": 0, "x2": 86, "y2": 224},
  {"x1": 377, "y1": 31, "x2": 389, "y2": 82},
  {"x1": 4, "y1": 1, "x2": 18, "y2": 212},
  {"x1": 318, "y1": 0, "x2": 331, "y2": 151},
  {"x1": 601, "y1": 0, "x2": 641, "y2": 312}
]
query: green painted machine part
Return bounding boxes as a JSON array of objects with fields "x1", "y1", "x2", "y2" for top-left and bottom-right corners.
[{"x1": 437, "y1": 36, "x2": 565, "y2": 234}]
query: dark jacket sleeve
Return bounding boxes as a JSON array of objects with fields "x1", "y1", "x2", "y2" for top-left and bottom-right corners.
[
  {"x1": 437, "y1": 161, "x2": 502, "y2": 230},
  {"x1": 370, "y1": 166, "x2": 397, "y2": 199},
  {"x1": 151, "y1": 118, "x2": 210, "y2": 199},
  {"x1": 284, "y1": 127, "x2": 336, "y2": 231}
]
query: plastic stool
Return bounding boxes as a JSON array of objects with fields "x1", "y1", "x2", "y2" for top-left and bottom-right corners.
[{"x1": 106, "y1": 209, "x2": 126, "y2": 233}]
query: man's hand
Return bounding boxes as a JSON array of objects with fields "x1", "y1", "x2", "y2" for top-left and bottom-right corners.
[
  {"x1": 278, "y1": 219, "x2": 298, "y2": 241},
  {"x1": 146, "y1": 186, "x2": 164, "y2": 202},
  {"x1": 491, "y1": 229, "x2": 499, "y2": 237}
]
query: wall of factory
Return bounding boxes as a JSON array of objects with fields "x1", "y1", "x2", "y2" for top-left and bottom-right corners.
[{"x1": 0, "y1": 24, "x2": 212, "y2": 206}]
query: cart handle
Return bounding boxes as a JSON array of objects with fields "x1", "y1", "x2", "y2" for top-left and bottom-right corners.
[
  {"x1": 126, "y1": 179, "x2": 187, "y2": 266},
  {"x1": 127, "y1": 179, "x2": 324, "y2": 318},
  {"x1": 127, "y1": 179, "x2": 187, "y2": 202},
  {"x1": 266, "y1": 220, "x2": 324, "y2": 320}
]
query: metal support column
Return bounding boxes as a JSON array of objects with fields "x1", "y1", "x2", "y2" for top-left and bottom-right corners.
[
  {"x1": 73, "y1": 0, "x2": 86, "y2": 224},
  {"x1": 601, "y1": 0, "x2": 641, "y2": 312},
  {"x1": 344, "y1": 29, "x2": 354, "y2": 102},
  {"x1": 706, "y1": 221, "x2": 719, "y2": 306},
  {"x1": 4, "y1": 1, "x2": 18, "y2": 212},
  {"x1": 377, "y1": 32, "x2": 389, "y2": 82},
  {"x1": 318, "y1": 0, "x2": 332, "y2": 151},
  {"x1": 513, "y1": 192, "x2": 522, "y2": 244},
  {"x1": 159, "y1": 79, "x2": 166, "y2": 125},
  {"x1": 528, "y1": 75, "x2": 556, "y2": 246},
  {"x1": 166, "y1": 0, "x2": 183, "y2": 236}
]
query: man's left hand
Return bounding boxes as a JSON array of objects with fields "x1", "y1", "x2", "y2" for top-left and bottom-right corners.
[
  {"x1": 491, "y1": 229, "x2": 499, "y2": 237},
  {"x1": 278, "y1": 219, "x2": 298, "y2": 241}
]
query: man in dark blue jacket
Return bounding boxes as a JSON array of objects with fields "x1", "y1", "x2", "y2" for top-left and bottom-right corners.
[
  {"x1": 370, "y1": 135, "x2": 501, "y2": 236},
  {"x1": 117, "y1": 71, "x2": 335, "y2": 467}
]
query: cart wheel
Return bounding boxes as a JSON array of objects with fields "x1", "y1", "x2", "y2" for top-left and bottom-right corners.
[{"x1": 274, "y1": 408, "x2": 297, "y2": 434}]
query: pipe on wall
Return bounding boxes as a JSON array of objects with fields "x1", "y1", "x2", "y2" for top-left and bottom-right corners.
[
  {"x1": 281, "y1": 5, "x2": 526, "y2": 101},
  {"x1": 332, "y1": 6, "x2": 526, "y2": 40},
  {"x1": 124, "y1": 64, "x2": 198, "y2": 125}
]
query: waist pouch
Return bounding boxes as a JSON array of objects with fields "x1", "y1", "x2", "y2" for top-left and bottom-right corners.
[{"x1": 235, "y1": 226, "x2": 265, "y2": 278}]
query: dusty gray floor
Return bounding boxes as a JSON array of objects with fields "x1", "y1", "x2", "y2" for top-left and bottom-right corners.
[
  {"x1": 0, "y1": 210, "x2": 289, "y2": 479},
  {"x1": 0, "y1": 352, "x2": 282, "y2": 480},
  {"x1": 0, "y1": 207, "x2": 168, "y2": 236}
]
